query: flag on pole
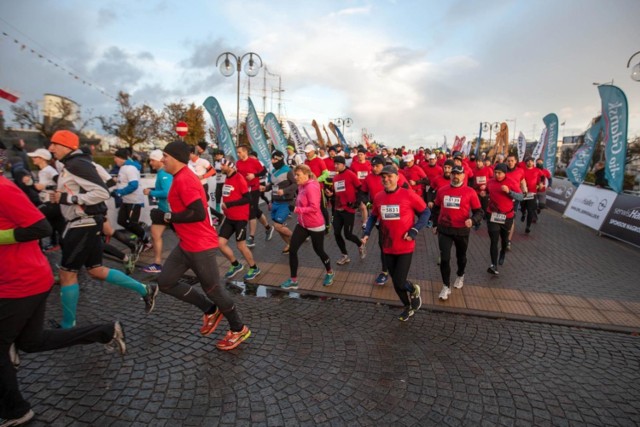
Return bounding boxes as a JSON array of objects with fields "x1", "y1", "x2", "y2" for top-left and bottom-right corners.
[
  {"x1": 542, "y1": 113, "x2": 559, "y2": 176},
  {"x1": 597, "y1": 84, "x2": 628, "y2": 194},
  {"x1": 566, "y1": 118, "x2": 602, "y2": 187},
  {"x1": 246, "y1": 98, "x2": 271, "y2": 168},
  {"x1": 288, "y1": 121, "x2": 306, "y2": 154},
  {"x1": 203, "y1": 96, "x2": 237, "y2": 160},
  {"x1": 517, "y1": 132, "x2": 528, "y2": 162},
  {"x1": 263, "y1": 112, "x2": 288, "y2": 154}
]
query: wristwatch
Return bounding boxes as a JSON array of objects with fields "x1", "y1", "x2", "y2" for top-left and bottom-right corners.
[
  {"x1": 71, "y1": 195, "x2": 79, "y2": 204},
  {"x1": 164, "y1": 212, "x2": 172, "y2": 223}
]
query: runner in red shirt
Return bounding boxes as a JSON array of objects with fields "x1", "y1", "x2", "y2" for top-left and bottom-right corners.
[
  {"x1": 402, "y1": 153, "x2": 428, "y2": 198},
  {"x1": 426, "y1": 159, "x2": 454, "y2": 209},
  {"x1": 362, "y1": 165, "x2": 431, "y2": 321},
  {"x1": 452, "y1": 151, "x2": 474, "y2": 185},
  {"x1": 535, "y1": 158, "x2": 552, "y2": 211},
  {"x1": 421, "y1": 153, "x2": 443, "y2": 184},
  {"x1": 1, "y1": 176, "x2": 125, "y2": 425},
  {"x1": 485, "y1": 163, "x2": 523, "y2": 275},
  {"x1": 471, "y1": 157, "x2": 494, "y2": 229},
  {"x1": 155, "y1": 140, "x2": 250, "y2": 351},
  {"x1": 351, "y1": 147, "x2": 373, "y2": 228},
  {"x1": 329, "y1": 156, "x2": 366, "y2": 265},
  {"x1": 505, "y1": 154, "x2": 527, "y2": 249},
  {"x1": 520, "y1": 156, "x2": 545, "y2": 233},
  {"x1": 432, "y1": 165, "x2": 484, "y2": 301}
]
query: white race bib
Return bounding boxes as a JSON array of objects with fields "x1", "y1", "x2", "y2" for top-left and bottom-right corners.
[
  {"x1": 381, "y1": 204, "x2": 400, "y2": 220},
  {"x1": 222, "y1": 184, "x2": 233, "y2": 197},
  {"x1": 490, "y1": 212, "x2": 506, "y2": 224},
  {"x1": 476, "y1": 176, "x2": 487, "y2": 185},
  {"x1": 357, "y1": 171, "x2": 368, "y2": 180},
  {"x1": 329, "y1": 171, "x2": 337, "y2": 178},
  {"x1": 334, "y1": 180, "x2": 346, "y2": 193},
  {"x1": 443, "y1": 195, "x2": 461, "y2": 209}
]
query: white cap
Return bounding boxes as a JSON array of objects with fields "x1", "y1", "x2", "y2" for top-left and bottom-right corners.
[
  {"x1": 28, "y1": 148, "x2": 52, "y2": 161},
  {"x1": 304, "y1": 144, "x2": 316, "y2": 153},
  {"x1": 149, "y1": 149, "x2": 163, "y2": 161},
  {"x1": 403, "y1": 153, "x2": 415, "y2": 162},
  {"x1": 428, "y1": 153, "x2": 437, "y2": 159}
]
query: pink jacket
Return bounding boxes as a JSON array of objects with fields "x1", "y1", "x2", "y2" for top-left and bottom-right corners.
[{"x1": 294, "y1": 178, "x2": 325, "y2": 229}]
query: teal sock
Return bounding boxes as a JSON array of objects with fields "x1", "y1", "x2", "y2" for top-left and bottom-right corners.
[
  {"x1": 60, "y1": 284, "x2": 79, "y2": 329},
  {"x1": 106, "y1": 269, "x2": 147, "y2": 296}
]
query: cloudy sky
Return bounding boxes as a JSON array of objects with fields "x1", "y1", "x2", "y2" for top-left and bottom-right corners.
[{"x1": 1, "y1": 0, "x2": 639, "y2": 149}]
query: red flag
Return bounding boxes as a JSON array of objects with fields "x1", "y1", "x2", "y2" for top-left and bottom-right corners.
[{"x1": 0, "y1": 88, "x2": 19, "y2": 103}]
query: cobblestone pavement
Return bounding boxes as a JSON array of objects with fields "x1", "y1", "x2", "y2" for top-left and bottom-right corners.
[{"x1": 16, "y1": 277, "x2": 640, "y2": 426}]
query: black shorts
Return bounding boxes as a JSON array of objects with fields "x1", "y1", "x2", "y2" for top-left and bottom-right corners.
[
  {"x1": 218, "y1": 218, "x2": 248, "y2": 242},
  {"x1": 60, "y1": 224, "x2": 103, "y2": 272}
]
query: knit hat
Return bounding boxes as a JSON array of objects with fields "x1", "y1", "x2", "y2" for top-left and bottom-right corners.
[
  {"x1": 333, "y1": 155, "x2": 346, "y2": 165},
  {"x1": 271, "y1": 150, "x2": 284, "y2": 160},
  {"x1": 494, "y1": 163, "x2": 508, "y2": 173},
  {"x1": 371, "y1": 156, "x2": 384, "y2": 166},
  {"x1": 149, "y1": 149, "x2": 163, "y2": 161},
  {"x1": 114, "y1": 148, "x2": 129, "y2": 159},
  {"x1": 50, "y1": 130, "x2": 79, "y2": 150},
  {"x1": 220, "y1": 158, "x2": 236, "y2": 170},
  {"x1": 163, "y1": 140, "x2": 190, "y2": 164},
  {"x1": 444, "y1": 159, "x2": 455, "y2": 167}
]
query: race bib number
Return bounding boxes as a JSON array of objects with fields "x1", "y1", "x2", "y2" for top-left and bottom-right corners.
[
  {"x1": 216, "y1": 173, "x2": 225, "y2": 183},
  {"x1": 476, "y1": 176, "x2": 487, "y2": 185},
  {"x1": 523, "y1": 192, "x2": 535, "y2": 200},
  {"x1": 443, "y1": 195, "x2": 461, "y2": 209},
  {"x1": 490, "y1": 212, "x2": 506, "y2": 224},
  {"x1": 222, "y1": 184, "x2": 233, "y2": 197},
  {"x1": 357, "y1": 171, "x2": 368, "y2": 180},
  {"x1": 329, "y1": 171, "x2": 337, "y2": 178},
  {"x1": 381, "y1": 204, "x2": 400, "y2": 220},
  {"x1": 271, "y1": 184, "x2": 279, "y2": 196},
  {"x1": 334, "y1": 180, "x2": 346, "y2": 193}
]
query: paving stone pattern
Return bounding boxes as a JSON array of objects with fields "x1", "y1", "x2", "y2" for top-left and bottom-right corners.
[{"x1": 17, "y1": 279, "x2": 640, "y2": 426}]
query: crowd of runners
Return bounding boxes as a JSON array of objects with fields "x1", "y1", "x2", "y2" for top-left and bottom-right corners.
[{"x1": 0, "y1": 133, "x2": 552, "y2": 425}]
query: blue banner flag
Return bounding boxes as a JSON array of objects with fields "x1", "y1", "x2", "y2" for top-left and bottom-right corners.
[
  {"x1": 542, "y1": 113, "x2": 559, "y2": 176},
  {"x1": 246, "y1": 98, "x2": 272, "y2": 168},
  {"x1": 203, "y1": 96, "x2": 237, "y2": 161},
  {"x1": 598, "y1": 85, "x2": 628, "y2": 194},
  {"x1": 330, "y1": 122, "x2": 351, "y2": 155},
  {"x1": 263, "y1": 112, "x2": 287, "y2": 154},
  {"x1": 566, "y1": 119, "x2": 602, "y2": 187}
]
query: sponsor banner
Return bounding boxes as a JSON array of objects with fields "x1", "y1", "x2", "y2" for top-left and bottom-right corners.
[
  {"x1": 543, "y1": 113, "x2": 559, "y2": 176},
  {"x1": 203, "y1": 96, "x2": 237, "y2": 160},
  {"x1": 263, "y1": 112, "x2": 288, "y2": 154},
  {"x1": 566, "y1": 119, "x2": 602, "y2": 187},
  {"x1": 287, "y1": 121, "x2": 305, "y2": 154},
  {"x1": 564, "y1": 184, "x2": 617, "y2": 230},
  {"x1": 545, "y1": 177, "x2": 576, "y2": 214},
  {"x1": 517, "y1": 132, "x2": 527, "y2": 162},
  {"x1": 246, "y1": 98, "x2": 271, "y2": 168},
  {"x1": 598, "y1": 85, "x2": 629, "y2": 194},
  {"x1": 599, "y1": 193, "x2": 640, "y2": 248}
]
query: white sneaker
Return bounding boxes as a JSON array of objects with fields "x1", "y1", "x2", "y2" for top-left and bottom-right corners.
[
  {"x1": 336, "y1": 254, "x2": 351, "y2": 265},
  {"x1": 438, "y1": 285, "x2": 451, "y2": 301},
  {"x1": 453, "y1": 275, "x2": 465, "y2": 289}
]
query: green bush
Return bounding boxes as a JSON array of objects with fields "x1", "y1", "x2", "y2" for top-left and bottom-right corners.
[{"x1": 92, "y1": 154, "x2": 114, "y2": 170}]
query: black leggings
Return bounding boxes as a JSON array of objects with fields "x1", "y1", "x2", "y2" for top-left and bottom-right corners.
[
  {"x1": 522, "y1": 199, "x2": 538, "y2": 227},
  {"x1": 438, "y1": 232, "x2": 469, "y2": 286},
  {"x1": 333, "y1": 210, "x2": 361, "y2": 255},
  {"x1": 288, "y1": 224, "x2": 331, "y2": 278},
  {"x1": 487, "y1": 218, "x2": 513, "y2": 265},
  {"x1": 117, "y1": 203, "x2": 146, "y2": 240},
  {"x1": 383, "y1": 252, "x2": 414, "y2": 307}
]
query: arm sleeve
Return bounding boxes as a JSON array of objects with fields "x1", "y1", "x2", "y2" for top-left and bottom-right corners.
[
  {"x1": 170, "y1": 199, "x2": 206, "y2": 223},
  {"x1": 363, "y1": 213, "x2": 378, "y2": 237},
  {"x1": 116, "y1": 180, "x2": 139, "y2": 196},
  {"x1": 408, "y1": 208, "x2": 431, "y2": 238},
  {"x1": 225, "y1": 192, "x2": 251, "y2": 208},
  {"x1": 14, "y1": 218, "x2": 52, "y2": 242}
]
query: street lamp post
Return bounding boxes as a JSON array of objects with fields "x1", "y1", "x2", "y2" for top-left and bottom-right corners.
[
  {"x1": 216, "y1": 52, "x2": 263, "y2": 141},
  {"x1": 481, "y1": 121, "x2": 500, "y2": 149},
  {"x1": 335, "y1": 117, "x2": 352, "y2": 142},
  {"x1": 627, "y1": 51, "x2": 640, "y2": 82}
]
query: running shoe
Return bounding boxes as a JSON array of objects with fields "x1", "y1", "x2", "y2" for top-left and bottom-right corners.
[
  {"x1": 487, "y1": 265, "x2": 499, "y2": 275},
  {"x1": 246, "y1": 237, "x2": 255, "y2": 248},
  {"x1": 525, "y1": 227, "x2": 531, "y2": 234},
  {"x1": 224, "y1": 263, "x2": 244, "y2": 279},
  {"x1": 243, "y1": 266, "x2": 261, "y2": 281},
  {"x1": 398, "y1": 307, "x2": 414, "y2": 322},
  {"x1": 200, "y1": 309, "x2": 223, "y2": 336},
  {"x1": 124, "y1": 256, "x2": 135, "y2": 275},
  {"x1": 323, "y1": 271, "x2": 335, "y2": 286},
  {"x1": 143, "y1": 283, "x2": 159, "y2": 314},
  {"x1": 216, "y1": 325, "x2": 251, "y2": 351},
  {"x1": 336, "y1": 254, "x2": 351, "y2": 265},
  {"x1": 0, "y1": 409, "x2": 34, "y2": 427},
  {"x1": 409, "y1": 282, "x2": 422, "y2": 311},
  {"x1": 438, "y1": 285, "x2": 451, "y2": 301},
  {"x1": 105, "y1": 321, "x2": 126, "y2": 355},
  {"x1": 358, "y1": 244, "x2": 367, "y2": 260},
  {"x1": 453, "y1": 275, "x2": 465, "y2": 289},
  {"x1": 265, "y1": 226, "x2": 274, "y2": 241},
  {"x1": 281, "y1": 246, "x2": 290, "y2": 254},
  {"x1": 280, "y1": 278, "x2": 299, "y2": 289},
  {"x1": 374, "y1": 272, "x2": 388, "y2": 286},
  {"x1": 498, "y1": 250, "x2": 506, "y2": 266},
  {"x1": 506, "y1": 241, "x2": 512, "y2": 251},
  {"x1": 143, "y1": 263, "x2": 163, "y2": 274}
]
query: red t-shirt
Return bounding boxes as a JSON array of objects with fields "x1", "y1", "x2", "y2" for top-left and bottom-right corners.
[
  {"x1": 168, "y1": 167, "x2": 218, "y2": 251},
  {"x1": 506, "y1": 167, "x2": 525, "y2": 190},
  {"x1": 486, "y1": 177, "x2": 522, "y2": 218},
  {"x1": 435, "y1": 184, "x2": 481, "y2": 228},
  {"x1": 372, "y1": 187, "x2": 427, "y2": 255},
  {"x1": 333, "y1": 169, "x2": 361, "y2": 213},
  {"x1": 236, "y1": 157, "x2": 264, "y2": 191},
  {"x1": 305, "y1": 156, "x2": 327, "y2": 179},
  {"x1": 421, "y1": 163, "x2": 443, "y2": 183},
  {"x1": 324, "y1": 157, "x2": 336, "y2": 173},
  {"x1": 221, "y1": 172, "x2": 250, "y2": 221},
  {"x1": 403, "y1": 164, "x2": 427, "y2": 196},
  {"x1": 350, "y1": 160, "x2": 372, "y2": 183},
  {"x1": 473, "y1": 166, "x2": 494, "y2": 193},
  {"x1": 0, "y1": 176, "x2": 53, "y2": 298},
  {"x1": 522, "y1": 167, "x2": 544, "y2": 195},
  {"x1": 361, "y1": 172, "x2": 384, "y2": 200}
]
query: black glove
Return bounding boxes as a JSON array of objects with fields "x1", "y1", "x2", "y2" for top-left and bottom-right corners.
[
  {"x1": 150, "y1": 208, "x2": 165, "y2": 224},
  {"x1": 407, "y1": 228, "x2": 418, "y2": 240}
]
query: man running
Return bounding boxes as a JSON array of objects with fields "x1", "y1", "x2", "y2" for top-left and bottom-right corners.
[
  {"x1": 155, "y1": 140, "x2": 250, "y2": 351},
  {"x1": 262, "y1": 150, "x2": 296, "y2": 254}
]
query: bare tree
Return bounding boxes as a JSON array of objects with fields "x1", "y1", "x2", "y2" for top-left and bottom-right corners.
[
  {"x1": 100, "y1": 91, "x2": 160, "y2": 150},
  {"x1": 10, "y1": 98, "x2": 94, "y2": 140}
]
